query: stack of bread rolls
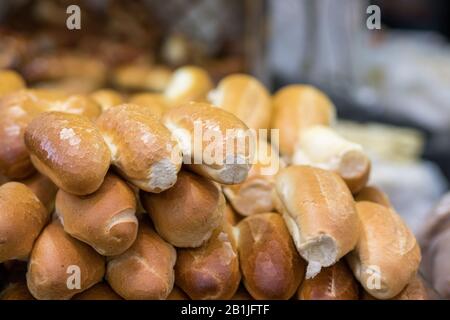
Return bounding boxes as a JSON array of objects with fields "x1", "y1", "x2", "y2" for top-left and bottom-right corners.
[{"x1": 0, "y1": 67, "x2": 426, "y2": 300}]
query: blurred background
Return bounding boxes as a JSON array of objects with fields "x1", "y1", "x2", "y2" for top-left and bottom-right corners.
[{"x1": 0, "y1": 0, "x2": 449, "y2": 238}]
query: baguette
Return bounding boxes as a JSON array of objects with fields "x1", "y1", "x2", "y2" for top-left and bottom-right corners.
[
  {"x1": 236, "y1": 213, "x2": 305, "y2": 300},
  {"x1": 96, "y1": 104, "x2": 182, "y2": 193},
  {"x1": 355, "y1": 185, "x2": 391, "y2": 207},
  {"x1": 274, "y1": 165, "x2": 360, "y2": 279},
  {"x1": 347, "y1": 201, "x2": 421, "y2": 299},
  {"x1": 141, "y1": 170, "x2": 224, "y2": 248},
  {"x1": 56, "y1": 173, "x2": 138, "y2": 256},
  {"x1": 26, "y1": 220, "x2": 105, "y2": 300},
  {"x1": 362, "y1": 274, "x2": 429, "y2": 300},
  {"x1": 163, "y1": 101, "x2": 253, "y2": 184},
  {"x1": 0, "y1": 182, "x2": 48, "y2": 262},
  {"x1": 25, "y1": 112, "x2": 111, "y2": 195}
]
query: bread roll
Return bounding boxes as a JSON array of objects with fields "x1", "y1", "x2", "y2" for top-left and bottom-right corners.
[
  {"x1": 0, "y1": 282, "x2": 35, "y2": 300},
  {"x1": 292, "y1": 125, "x2": 371, "y2": 194},
  {"x1": 27, "y1": 220, "x2": 105, "y2": 300},
  {"x1": 141, "y1": 170, "x2": 224, "y2": 248},
  {"x1": 224, "y1": 203, "x2": 240, "y2": 226},
  {"x1": 72, "y1": 283, "x2": 122, "y2": 300},
  {"x1": 274, "y1": 165, "x2": 359, "y2": 279},
  {"x1": 56, "y1": 173, "x2": 138, "y2": 256},
  {"x1": 237, "y1": 213, "x2": 305, "y2": 300},
  {"x1": 355, "y1": 185, "x2": 391, "y2": 207},
  {"x1": 175, "y1": 222, "x2": 240, "y2": 299},
  {"x1": 164, "y1": 66, "x2": 212, "y2": 106},
  {"x1": 113, "y1": 64, "x2": 171, "y2": 92},
  {"x1": 271, "y1": 85, "x2": 336, "y2": 157},
  {"x1": 20, "y1": 172, "x2": 58, "y2": 213},
  {"x1": 362, "y1": 274, "x2": 429, "y2": 300},
  {"x1": 163, "y1": 101, "x2": 253, "y2": 184},
  {"x1": 208, "y1": 74, "x2": 271, "y2": 130},
  {"x1": 166, "y1": 286, "x2": 189, "y2": 300},
  {"x1": 223, "y1": 139, "x2": 283, "y2": 216},
  {"x1": 96, "y1": 104, "x2": 182, "y2": 193},
  {"x1": 25, "y1": 112, "x2": 111, "y2": 195},
  {"x1": 90, "y1": 89, "x2": 124, "y2": 112},
  {"x1": 106, "y1": 222, "x2": 176, "y2": 300},
  {"x1": 0, "y1": 70, "x2": 26, "y2": 96},
  {"x1": 0, "y1": 182, "x2": 48, "y2": 262},
  {"x1": 347, "y1": 201, "x2": 421, "y2": 299},
  {"x1": 129, "y1": 93, "x2": 167, "y2": 119},
  {"x1": 297, "y1": 260, "x2": 359, "y2": 300}
]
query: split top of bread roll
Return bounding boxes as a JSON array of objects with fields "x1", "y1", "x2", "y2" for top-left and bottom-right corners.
[
  {"x1": 163, "y1": 101, "x2": 253, "y2": 184},
  {"x1": 274, "y1": 165, "x2": 359, "y2": 279},
  {"x1": 175, "y1": 222, "x2": 240, "y2": 300},
  {"x1": 141, "y1": 170, "x2": 224, "y2": 248},
  {"x1": 347, "y1": 201, "x2": 421, "y2": 299},
  {"x1": 26, "y1": 220, "x2": 105, "y2": 300},
  {"x1": 292, "y1": 125, "x2": 371, "y2": 194},
  {"x1": 164, "y1": 66, "x2": 212, "y2": 106},
  {"x1": 0, "y1": 182, "x2": 48, "y2": 262},
  {"x1": 297, "y1": 260, "x2": 359, "y2": 300},
  {"x1": 25, "y1": 111, "x2": 111, "y2": 195},
  {"x1": 97, "y1": 103, "x2": 182, "y2": 193},
  {"x1": 106, "y1": 221, "x2": 176, "y2": 300},
  {"x1": 56, "y1": 173, "x2": 138, "y2": 256},
  {"x1": 271, "y1": 85, "x2": 336, "y2": 157},
  {"x1": 236, "y1": 213, "x2": 305, "y2": 300},
  {"x1": 208, "y1": 74, "x2": 272, "y2": 130},
  {"x1": 0, "y1": 70, "x2": 26, "y2": 97}
]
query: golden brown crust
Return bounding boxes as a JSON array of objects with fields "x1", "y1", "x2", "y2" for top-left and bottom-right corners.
[
  {"x1": 26, "y1": 220, "x2": 105, "y2": 300},
  {"x1": 297, "y1": 260, "x2": 359, "y2": 300},
  {"x1": 113, "y1": 64, "x2": 172, "y2": 92},
  {"x1": 96, "y1": 104, "x2": 182, "y2": 193},
  {"x1": 0, "y1": 281, "x2": 35, "y2": 300},
  {"x1": 106, "y1": 221, "x2": 176, "y2": 300},
  {"x1": 56, "y1": 173, "x2": 138, "y2": 256},
  {"x1": 355, "y1": 186, "x2": 391, "y2": 208},
  {"x1": 237, "y1": 213, "x2": 305, "y2": 300},
  {"x1": 25, "y1": 112, "x2": 111, "y2": 195},
  {"x1": 72, "y1": 283, "x2": 122, "y2": 300},
  {"x1": 20, "y1": 172, "x2": 58, "y2": 213},
  {"x1": 166, "y1": 286, "x2": 190, "y2": 300},
  {"x1": 362, "y1": 274, "x2": 429, "y2": 300},
  {"x1": 141, "y1": 170, "x2": 224, "y2": 248},
  {"x1": 271, "y1": 85, "x2": 335, "y2": 157},
  {"x1": 347, "y1": 201, "x2": 421, "y2": 299},
  {"x1": 275, "y1": 166, "x2": 359, "y2": 278},
  {"x1": 0, "y1": 70, "x2": 26, "y2": 97},
  {"x1": 129, "y1": 93, "x2": 168, "y2": 119},
  {"x1": 0, "y1": 182, "x2": 49, "y2": 262},
  {"x1": 209, "y1": 74, "x2": 272, "y2": 130},
  {"x1": 90, "y1": 89, "x2": 124, "y2": 112},
  {"x1": 164, "y1": 66, "x2": 212, "y2": 106},
  {"x1": 175, "y1": 222, "x2": 241, "y2": 300},
  {"x1": 163, "y1": 101, "x2": 252, "y2": 184},
  {"x1": 224, "y1": 203, "x2": 241, "y2": 226}
]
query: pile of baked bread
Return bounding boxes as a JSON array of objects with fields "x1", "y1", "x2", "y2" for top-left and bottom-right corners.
[{"x1": 0, "y1": 67, "x2": 427, "y2": 300}]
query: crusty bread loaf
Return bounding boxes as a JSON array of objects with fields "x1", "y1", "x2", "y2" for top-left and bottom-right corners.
[
  {"x1": 0, "y1": 70, "x2": 26, "y2": 97},
  {"x1": 20, "y1": 172, "x2": 58, "y2": 213},
  {"x1": 141, "y1": 170, "x2": 224, "y2": 248},
  {"x1": 347, "y1": 201, "x2": 421, "y2": 299},
  {"x1": 164, "y1": 66, "x2": 212, "y2": 106},
  {"x1": 0, "y1": 182, "x2": 49, "y2": 262},
  {"x1": 26, "y1": 220, "x2": 105, "y2": 300},
  {"x1": 297, "y1": 260, "x2": 359, "y2": 300},
  {"x1": 163, "y1": 101, "x2": 253, "y2": 184},
  {"x1": 129, "y1": 93, "x2": 168, "y2": 119},
  {"x1": 236, "y1": 213, "x2": 305, "y2": 300},
  {"x1": 166, "y1": 286, "x2": 189, "y2": 300},
  {"x1": 355, "y1": 185, "x2": 391, "y2": 207},
  {"x1": 90, "y1": 89, "x2": 124, "y2": 112},
  {"x1": 0, "y1": 281, "x2": 35, "y2": 300},
  {"x1": 96, "y1": 104, "x2": 182, "y2": 193},
  {"x1": 274, "y1": 165, "x2": 360, "y2": 279},
  {"x1": 292, "y1": 125, "x2": 371, "y2": 194},
  {"x1": 56, "y1": 173, "x2": 138, "y2": 256},
  {"x1": 72, "y1": 283, "x2": 122, "y2": 300},
  {"x1": 25, "y1": 112, "x2": 111, "y2": 195},
  {"x1": 175, "y1": 221, "x2": 240, "y2": 300},
  {"x1": 362, "y1": 274, "x2": 429, "y2": 300},
  {"x1": 223, "y1": 139, "x2": 283, "y2": 216},
  {"x1": 106, "y1": 221, "x2": 176, "y2": 300},
  {"x1": 271, "y1": 85, "x2": 336, "y2": 157},
  {"x1": 208, "y1": 74, "x2": 272, "y2": 130}
]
